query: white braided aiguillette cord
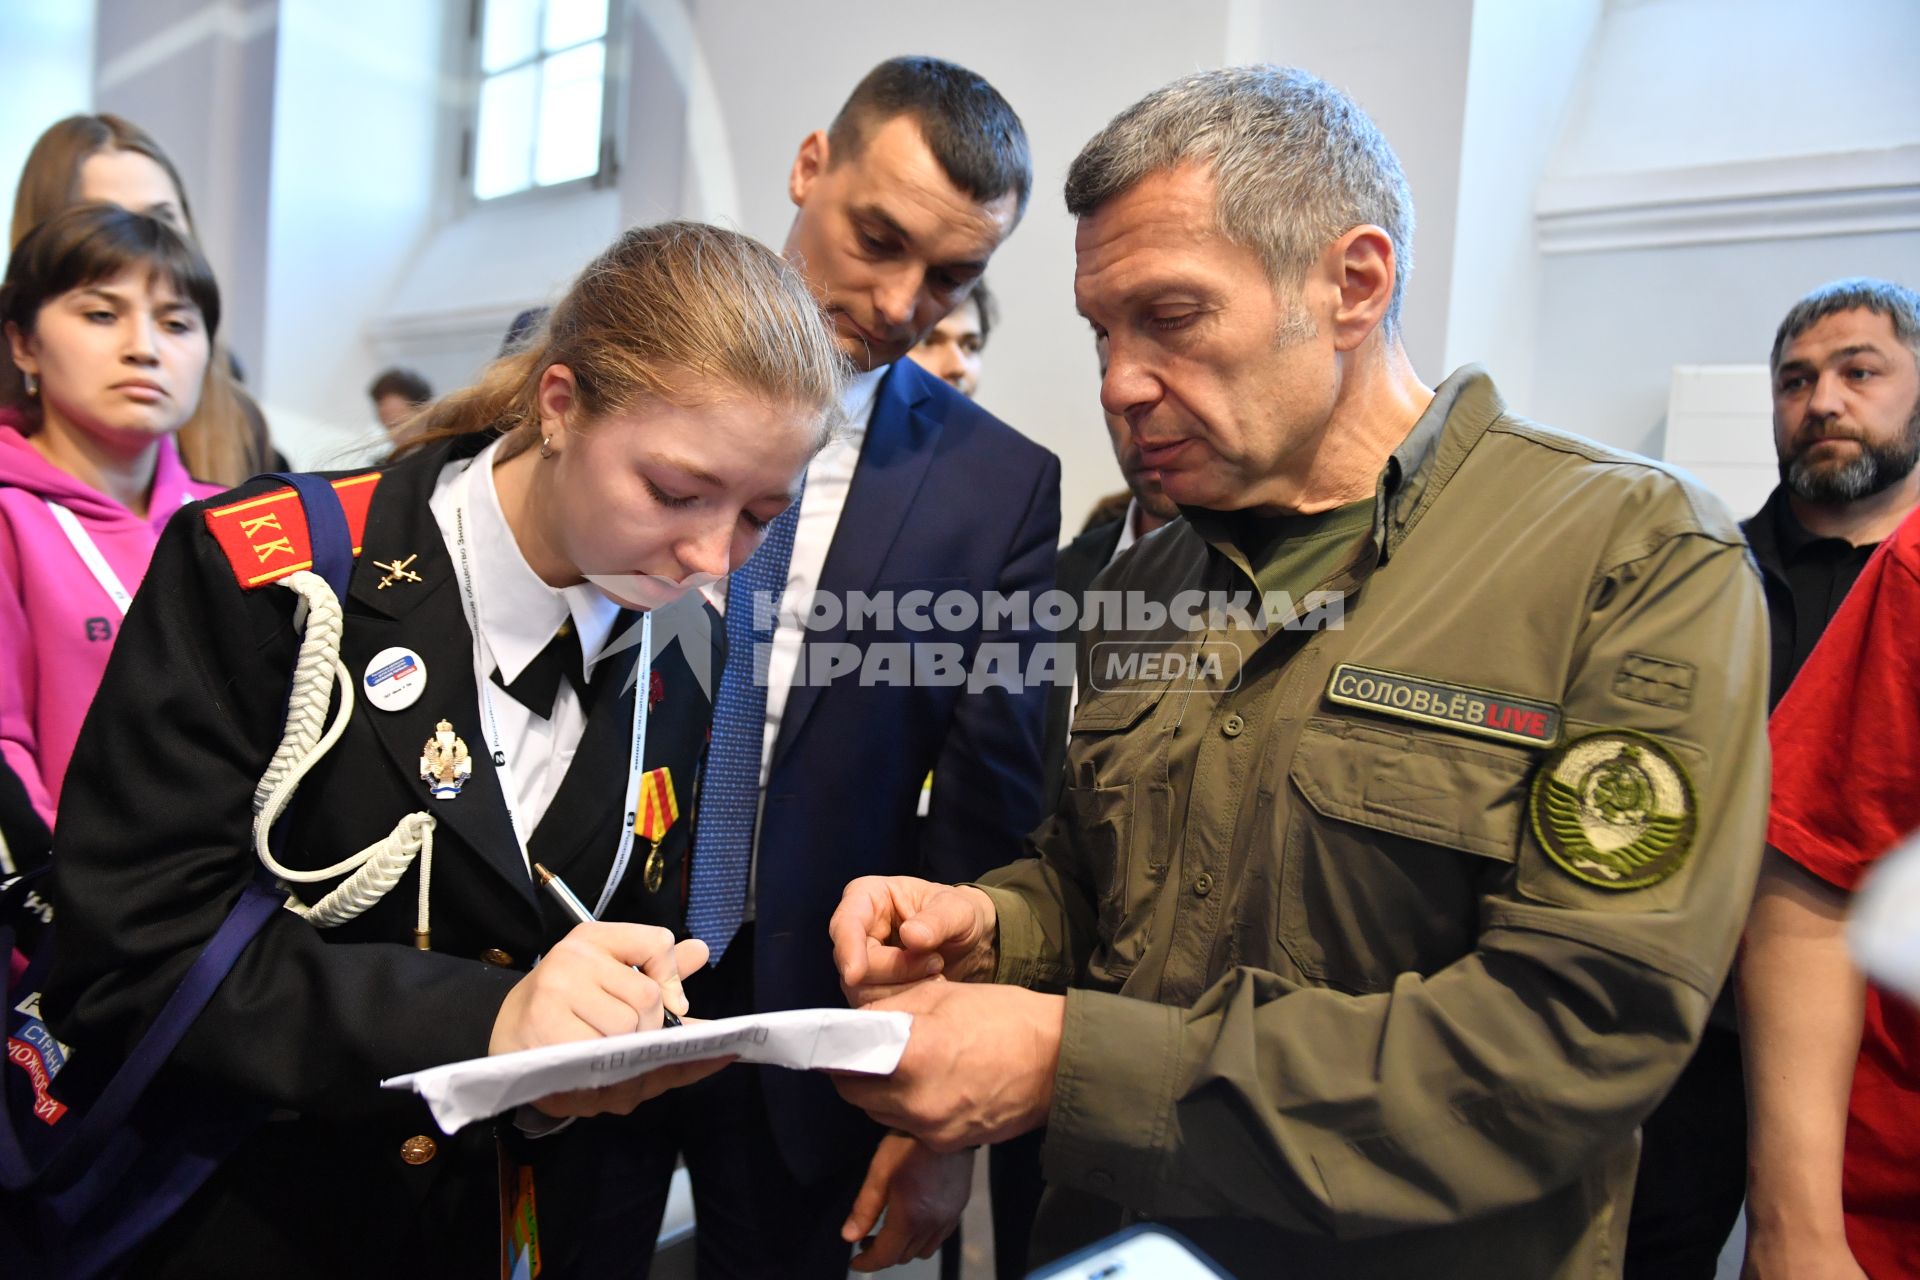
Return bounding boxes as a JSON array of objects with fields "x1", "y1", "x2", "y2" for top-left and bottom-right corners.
[
  {"x1": 299, "y1": 813, "x2": 435, "y2": 933},
  {"x1": 252, "y1": 574, "x2": 341, "y2": 815},
  {"x1": 253, "y1": 571, "x2": 435, "y2": 935}
]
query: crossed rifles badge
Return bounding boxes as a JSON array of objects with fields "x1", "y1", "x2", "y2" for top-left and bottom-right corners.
[
  {"x1": 374, "y1": 554, "x2": 422, "y2": 590},
  {"x1": 634, "y1": 768, "x2": 679, "y2": 892}
]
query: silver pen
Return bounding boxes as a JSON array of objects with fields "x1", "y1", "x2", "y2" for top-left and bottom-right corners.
[{"x1": 533, "y1": 862, "x2": 683, "y2": 1027}]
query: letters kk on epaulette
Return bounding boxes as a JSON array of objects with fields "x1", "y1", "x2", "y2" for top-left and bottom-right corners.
[{"x1": 202, "y1": 474, "x2": 382, "y2": 589}]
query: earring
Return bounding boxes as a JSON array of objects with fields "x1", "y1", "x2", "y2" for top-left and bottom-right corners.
[
  {"x1": 539, "y1": 434, "x2": 553, "y2": 459},
  {"x1": 22, "y1": 372, "x2": 36, "y2": 398}
]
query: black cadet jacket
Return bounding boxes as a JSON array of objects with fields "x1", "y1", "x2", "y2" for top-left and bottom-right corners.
[{"x1": 43, "y1": 433, "x2": 718, "y2": 1278}]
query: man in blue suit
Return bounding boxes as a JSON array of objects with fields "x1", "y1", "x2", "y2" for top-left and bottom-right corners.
[{"x1": 602, "y1": 58, "x2": 1060, "y2": 1279}]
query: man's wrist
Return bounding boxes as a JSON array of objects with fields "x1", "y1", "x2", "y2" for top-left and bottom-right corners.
[
  {"x1": 958, "y1": 885, "x2": 1001, "y2": 979},
  {"x1": 1029, "y1": 991, "x2": 1066, "y2": 1127},
  {"x1": 966, "y1": 883, "x2": 1073, "y2": 989},
  {"x1": 1744, "y1": 1184, "x2": 1851, "y2": 1243}
]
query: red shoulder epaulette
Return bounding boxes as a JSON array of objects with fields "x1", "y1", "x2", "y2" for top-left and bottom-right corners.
[{"x1": 202, "y1": 473, "x2": 382, "y2": 590}]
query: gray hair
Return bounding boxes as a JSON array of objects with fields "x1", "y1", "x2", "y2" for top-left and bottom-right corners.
[
  {"x1": 1771, "y1": 277, "x2": 1920, "y2": 373},
  {"x1": 1065, "y1": 65, "x2": 1415, "y2": 331}
]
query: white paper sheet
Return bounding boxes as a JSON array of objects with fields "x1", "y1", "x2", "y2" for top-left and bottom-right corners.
[{"x1": 384, "y1": 1007, "x2": 912, "y2": 1133}]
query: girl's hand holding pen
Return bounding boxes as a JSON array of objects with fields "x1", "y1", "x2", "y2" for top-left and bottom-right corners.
[
  {"x1": 487, "y1": 920, "x2": 719, "y2": 1117},
  {"x1": 533, "y1": 861, "x2": 686, "y2": 1026}
]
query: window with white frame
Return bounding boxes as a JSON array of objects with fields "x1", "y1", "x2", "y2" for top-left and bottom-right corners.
[{"x1": 467, "y1": 0, "x2": 616, "y2": 201}]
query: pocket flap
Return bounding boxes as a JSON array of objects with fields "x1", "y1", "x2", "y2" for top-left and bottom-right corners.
[
  {"x1": 1070, "y1": 688, "x2": 1161, "y2": 734},
  {"x1": 1290, "y1": 717, "x2": 1531, "y2": 861}
]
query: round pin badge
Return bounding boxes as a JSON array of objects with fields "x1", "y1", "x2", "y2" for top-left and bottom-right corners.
[
  {"x1": 363, "y1": 646, "x2": 428, "y2": 712},
  {"x1": 1529, "y1": 730, "x2": 1697, "y2": 890}
]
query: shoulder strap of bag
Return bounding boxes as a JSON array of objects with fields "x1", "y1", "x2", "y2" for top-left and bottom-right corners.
[
  {"x1": 263, "y1": 471, "x2": 355, "y2": 600},
  {"x1": 22, "y1": 884, "x2": 283, "y2": 1188},
  {"x1": 0, "y1": 471, "x2": 361, "y2": 1192}
]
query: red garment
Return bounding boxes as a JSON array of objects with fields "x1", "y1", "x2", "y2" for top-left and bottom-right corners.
[{"x1": 1768, "y1": 505, "x2": 1920, "y2": 1279}]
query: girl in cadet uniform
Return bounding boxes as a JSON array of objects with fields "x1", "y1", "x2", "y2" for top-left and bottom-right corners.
[
  {"x1": 0, "y1": 204, "x2": 225, "y2": 828},
  {"x1": 42, "y1": 220, "x2": 845, "y2": 1278},
  {"x1": 12, "y1": 112, "x2": 278, "y2": 486}
]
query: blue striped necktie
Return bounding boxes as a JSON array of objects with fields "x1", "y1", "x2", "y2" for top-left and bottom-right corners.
[{"x1": 687, "y1": 485, "x2": 804, "y2": 963}]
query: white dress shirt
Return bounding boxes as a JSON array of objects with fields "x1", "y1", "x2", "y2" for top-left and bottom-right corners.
[
  {"x1": 711, "y1": 363, "x2": 889, "y2": 915},
  {"x1": 759, "y1": 364, "x2": 888, "y2": 779},
  {"x1": 429, "y1": 438, "x2": 620, "y2": 861}
]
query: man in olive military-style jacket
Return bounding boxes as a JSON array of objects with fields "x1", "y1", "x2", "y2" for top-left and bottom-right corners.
[{"x1": 825, "y1": 66, "x2": 1769, "y2": 1280}]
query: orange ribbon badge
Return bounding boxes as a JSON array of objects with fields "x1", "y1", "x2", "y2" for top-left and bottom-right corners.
[{"x1": 634, "y1": 768, "x2": 677, "y2": 892}]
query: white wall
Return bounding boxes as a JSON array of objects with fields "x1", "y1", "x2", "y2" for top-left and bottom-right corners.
[
  {"x1": 1664, "y1": 364, "x2": 1775, "y2": 518},
  {"x1": 0, "y1": 3, "x2": 98, "y2": 236},
  {"x1": 1443, "y1": 0, "x2": 1604, "y2": 412},
  {"x1": 1534, "y1": 232, "x2": 1920, "y2": 470},
  {"x1": 1528, "y1": 0, "x2": 1920, "y2": 465},
  {"x1": 369, "y1": 188, "x2": 621, "y2": 410},
  {"x1": 1549, "y1": 0, "x2": 1920, "y2": 177},
  {"x1": 259, "y1": 0, "x2": 448, "y2": 465},
  {"x1": 92, "y1": 0, "x2": 280, "y2": 384}
]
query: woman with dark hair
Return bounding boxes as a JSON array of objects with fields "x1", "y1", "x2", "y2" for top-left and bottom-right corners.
[
  {"x1": 11, "y1": 112, "x2": 275, "y2": 485},
  {"x1": 41, "y1": 219, "x2": 846, "y2": 1277},
  {"x1": 0, "y1": 202, "x2": 224, "y2": 825}
]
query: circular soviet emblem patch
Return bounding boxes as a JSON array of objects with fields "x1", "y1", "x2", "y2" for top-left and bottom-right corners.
[{"x1": 1529, "y1": 731, "x2": 1697, "y2": 889}]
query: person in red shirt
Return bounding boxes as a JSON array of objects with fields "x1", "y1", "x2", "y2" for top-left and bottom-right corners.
[{"x1": 1743, "y1": 502, "x2": 1920, "y2": 1278}]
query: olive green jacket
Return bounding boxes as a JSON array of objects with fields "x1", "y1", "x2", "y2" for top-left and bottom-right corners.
[{"x1": 976, "y1": 367, "x2": 1769, "y2": 1279}]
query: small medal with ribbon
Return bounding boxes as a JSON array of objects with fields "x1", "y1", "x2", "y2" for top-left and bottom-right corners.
[{"x1": 634, "y1": 767, "x2": 679, "y2": 892}]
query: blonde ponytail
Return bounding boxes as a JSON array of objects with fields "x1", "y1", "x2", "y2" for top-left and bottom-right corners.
[{"x1": 397, "y1": 221, "x2": 843, "y2": 459}]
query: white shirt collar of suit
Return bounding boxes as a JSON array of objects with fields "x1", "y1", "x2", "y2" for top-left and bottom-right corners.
[
  {"x1": 839, "y1": 363, "x2": 888, "y2": 442},
  {"x1": 1112, "y1": 497, "x2": 1143, "y2": 563}
]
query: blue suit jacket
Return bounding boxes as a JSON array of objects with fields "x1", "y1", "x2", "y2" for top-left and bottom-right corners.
[{"x1": 752, "y1": 357, "x2": 1060, "y2": 1180}]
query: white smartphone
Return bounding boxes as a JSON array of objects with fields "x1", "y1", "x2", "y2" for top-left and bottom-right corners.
[{"x1": 1028, "y1": 1224, "x2": 1232, "y2": 1279}]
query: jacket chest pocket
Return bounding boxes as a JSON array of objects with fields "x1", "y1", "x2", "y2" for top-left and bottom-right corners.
[
  {"x1": 1274, "y1": 717, "x2": 1532, "y2": 992},
  {"x1": 1065, "y1": 688, "x2": 1170, "y2": 976}
]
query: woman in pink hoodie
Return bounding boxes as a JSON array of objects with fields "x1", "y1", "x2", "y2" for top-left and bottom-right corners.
[{"x1": 0, "y1": 202, "x2": 223, "y2": 825}]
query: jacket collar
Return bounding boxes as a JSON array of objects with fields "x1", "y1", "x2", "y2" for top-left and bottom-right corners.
[
  {"x1": 337, "y1": 432, "x2": 537, "y2": 908},
  {"x1": 1373, "y1": 364, "x2": 1503, "y2": 564},
  {"x1": 347, "y1": 433, "x2": 486, "y2": 621}
]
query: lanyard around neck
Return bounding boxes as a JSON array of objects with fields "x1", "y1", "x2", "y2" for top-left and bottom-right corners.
[
  {"x1": 449, "y1": 465, "x2": 653, "y2": 915},
  {"x1": 43, "y1": 490, "x2": 194, "y2": 617},
  {"x1": 45, "y1": 499, "x2": 135, "y2": 615}
]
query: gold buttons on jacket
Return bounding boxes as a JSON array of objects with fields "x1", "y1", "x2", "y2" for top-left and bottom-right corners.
[
  {"x1": 399, "y1": 1134, "x2": 438, "y2": 1165},
  {"x1": 1193, "y1": 873, "x2": 1214, "y2": 898},
  {"x1": 1221, "y1": 714, "x2": 1246, "y2": 737},
  {"x1": 480, "y1": 948, "x2": 515, "y2": 968}
]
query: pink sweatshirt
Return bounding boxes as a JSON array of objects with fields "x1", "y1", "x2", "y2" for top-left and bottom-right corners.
[{"x1": 0, "y1": 410, "x2": 224, "y2": 826}]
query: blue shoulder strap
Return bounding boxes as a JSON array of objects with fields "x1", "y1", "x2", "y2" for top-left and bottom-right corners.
[
  {"x1": 0, "y1": 471, "x2": 356, "y2": 1195},
  {"x1": 263, "y1": 471, "x2": 355, "y2": 600}
]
